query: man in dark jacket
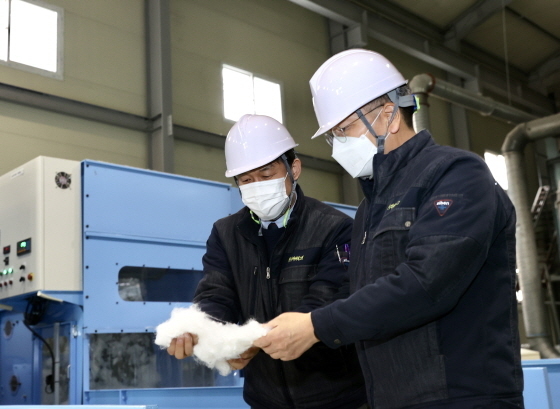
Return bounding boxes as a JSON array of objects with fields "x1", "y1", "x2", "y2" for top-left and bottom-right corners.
[
  {"x1": 167, "y1": 114, "x2": 366, "y2": 409},
  {"x1": 255, "y1": 50, "x2": 524, "y2": 409}
]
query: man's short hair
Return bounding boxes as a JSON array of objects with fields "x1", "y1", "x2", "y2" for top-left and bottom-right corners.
[
  {"x1": 233, "y1": 149, "x2": 297, "y2": 183},
  {"x1": 365, "y1": 85, "x2": 414, "y2": 129},
  {"x1": 279, "y1": 148, "x2": 297, "y2": 167}
]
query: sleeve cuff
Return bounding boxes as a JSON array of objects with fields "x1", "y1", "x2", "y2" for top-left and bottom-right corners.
[{"x1": 311, "y1": 301, "x2": 348, "y2": 349}]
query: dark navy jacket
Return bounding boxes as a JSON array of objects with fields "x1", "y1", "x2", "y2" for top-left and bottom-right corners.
[
  {"x1": 312, "y1": 131, "x2": 523, "y2": 409},
  {"x1": 194, "y1": 185, "x2": 366, "y2": 409}
]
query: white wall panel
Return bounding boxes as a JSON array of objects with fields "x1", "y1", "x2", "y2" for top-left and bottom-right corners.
[
  {"x1": 0, "y1": 0, "x2": 526, "y2": 204},
  {"x1": 0, "y1": 100, "x2": 147, "y2": 176},
  {"x1": 170, "y1": 0, "x2": 331, "y2": 159},
  {"x1": 0, "y1": 0, "x2": 146, "y2": 116},
  {"x1": 174, "y1": 139, "x2": 227, "y2": 184},
  {"x1": 173, "y1": 138, "x2": 342, "y2": 203}
]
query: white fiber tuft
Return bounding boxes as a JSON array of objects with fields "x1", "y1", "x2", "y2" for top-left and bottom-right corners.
[{"x1": 154, "y1": 305, "x2": 268, "y2": 375}]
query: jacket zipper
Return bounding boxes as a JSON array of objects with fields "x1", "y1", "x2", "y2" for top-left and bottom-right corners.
[
  {"x1": 362, "y1": 174, "x2": 378, "y2": 245},
  {"x1": 265, "y1": 223, "x2": 294, "y2": 407},
  {"x1": 250, "y1": 266, "x2": 258, "y2": 318},
  {"x1": 360, "y1": 170, "x2": 377, "y2": 390}
]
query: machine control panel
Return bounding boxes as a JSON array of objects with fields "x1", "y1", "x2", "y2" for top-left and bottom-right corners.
[{"x1": 0, "y1": 157, "x2": 82, "y2": 300}]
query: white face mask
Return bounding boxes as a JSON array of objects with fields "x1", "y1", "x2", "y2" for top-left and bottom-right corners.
[
  {"x1": 332, "y1": 134, "x2": 377, "y2": 178},
  {"x1": 239, "y1": 173, "x2": 291, "y2": 220}
]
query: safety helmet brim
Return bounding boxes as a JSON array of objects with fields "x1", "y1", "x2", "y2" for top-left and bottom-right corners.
[
  {"x1": 309, "y1": 49, "x2": 407, "y2": 139},
  {"x1": 225, "y1": 114, "x2": 298, "y2": 177}
]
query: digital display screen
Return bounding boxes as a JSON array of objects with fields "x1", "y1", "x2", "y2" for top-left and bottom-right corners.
[
  {"x1": 3, "y1": 245, "x2": 10, "y2": 255},
  {"x1": 17, "y1": 238, "x2": 31, "y2": 256}
]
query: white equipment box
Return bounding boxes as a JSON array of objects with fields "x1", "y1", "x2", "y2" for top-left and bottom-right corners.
[{"x1": 0, "y1": 156, "x2": 82, "y2": 300}]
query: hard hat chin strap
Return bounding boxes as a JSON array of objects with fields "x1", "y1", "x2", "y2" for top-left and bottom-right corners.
[
  {"x1": 356, "y1": 93, "x2": 400, "y2": 156},
  {"x1": 259, "y1": 154, "x2": 296, "y2": 223}
]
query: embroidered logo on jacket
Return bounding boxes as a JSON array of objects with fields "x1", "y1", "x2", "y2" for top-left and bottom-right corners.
[
  {"x1": 288, "y1": 255, "x2": 304, "y2": 262},
  {"x1": 434, "y1": 199, "x2": 453, "y2": 216},
  {"x1": 387, "y1": 200, "x2": 401, "y2": 210}
]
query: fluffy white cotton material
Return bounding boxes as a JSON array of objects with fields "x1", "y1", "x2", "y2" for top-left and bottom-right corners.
[{"x1": 154, "y1": 305, "x2": 268, "y2": 376}]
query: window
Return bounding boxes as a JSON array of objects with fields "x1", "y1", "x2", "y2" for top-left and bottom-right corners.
[
  {"x1": 117, "y1": 265, "x2": 204, "y2": 302},
  {"x1": 222, "y1": 64, "x2": 283, "y2": 123},
  {"x1": 0, "y1": 0, "x2": 63, "y2": 78},
  {"x1": 484, "y1": 151, "x2": 508, "y2": 190}
]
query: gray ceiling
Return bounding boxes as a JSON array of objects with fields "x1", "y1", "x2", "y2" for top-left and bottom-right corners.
[
  {"x1": 389, "y1": 0, "x2": 560, "y2": 92},
  {"x1": 290, "y1": 0, "x2": 560, "y2": 117}
]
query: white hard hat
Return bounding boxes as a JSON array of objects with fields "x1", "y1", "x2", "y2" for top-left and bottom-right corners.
[
  {"x1": 309, "y1": 49, "x2": 407, "y2": 138},
  {"x1": 225, "y1": 114, "x2": 298, "y2": 177}
]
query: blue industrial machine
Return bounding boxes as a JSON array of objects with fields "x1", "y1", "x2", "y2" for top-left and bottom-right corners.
[
  {"x1": 0, "y1": 157, "x2": 357, "y2": 409},
  {"x1": 1, "y1": 157, "x2": 556, "y2": 409}
]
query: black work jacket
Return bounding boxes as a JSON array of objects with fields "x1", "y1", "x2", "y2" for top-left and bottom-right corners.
[
  {"x1": 312, "y1": 131, "x2": 524, "y2": 409},
  {"x1": 194, "y1": 185, "x2": 366, "y2": 409}
]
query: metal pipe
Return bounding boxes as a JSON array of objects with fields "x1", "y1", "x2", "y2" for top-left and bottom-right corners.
[
  {"x1": 410, "y1": 73, "x2": 538, "y2": 125},
  {"x1": 409, "y1": 73, "x2": 433, "y2": 133},
  {"x1": 502, "y1": 113, "x2": 560, "y2": 358},
  {"x1": 412, "y1": 92, "x2": 431, "y2": 133},
  {"x1": 411, "y1": 72, "x2": 560, "y2": 358},
  {"x1": 543, "y1": 264, "x2": 560, "y2": 343}
]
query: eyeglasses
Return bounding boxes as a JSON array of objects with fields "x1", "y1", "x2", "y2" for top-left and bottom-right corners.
[{"x1": 324, "y1": 104, "x2": 384, "y2": 147}]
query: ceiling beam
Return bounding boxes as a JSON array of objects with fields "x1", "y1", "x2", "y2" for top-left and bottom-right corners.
[
  {"x1": 357, "y1": 0, "x2": 443, "y2": 42},
  {"x1": 287, "y1": 0, "x2": 359, "y2": 26},
  {"x1": 288, "y1": 0, "x2": 554, "y2": 115},
  {"x1": 530, "y1": 53, "x2": 560, "y2": 86},
  {"x1": 0, "y1": 82, "x2": 150, "y2": 130},
  {"x1": 0, "y1": 81, "x2": 344, "y2": 175},
  {"x1": 445, "y1": 0, "x2": 511, "y2": 41}
]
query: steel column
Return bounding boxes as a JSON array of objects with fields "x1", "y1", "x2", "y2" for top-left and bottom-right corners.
[{"x1": 146, "y1": 0, "x2": 174, "y2": 173}]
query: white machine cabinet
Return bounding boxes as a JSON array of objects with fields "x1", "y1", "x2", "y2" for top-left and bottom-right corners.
[{"x1": 0, "y1": 156, "x2": 82, "y2": 300}]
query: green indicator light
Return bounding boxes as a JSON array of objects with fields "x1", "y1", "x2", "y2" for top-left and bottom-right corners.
[
  {"x1": 8, "y1": 268, "x2": 13, "y2": 274},
  {"x1": 17, "y1": 238, "x2": 32, "y2": 255},
  {"x1": 2, "y1": 270, "x2": 6, "y2": 275}
]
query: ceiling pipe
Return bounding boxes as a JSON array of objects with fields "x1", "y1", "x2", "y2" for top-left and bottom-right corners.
[
  {"x1": 410, "y1": 73, "x2": 538, "y2": 125},
  {"x1": 502, "y1": 113, "x2": 560, "y2": 358},
  {"x1": 287, "y1": 0, "x2": 554, "y2": 115},
  {"x1": 409, "y1": 73, "x2": 434, "y2": 133}
]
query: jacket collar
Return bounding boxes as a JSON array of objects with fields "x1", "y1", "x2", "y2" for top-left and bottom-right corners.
[
  {"x1": 359, "y1": 129, "x2": 435, "y2": 200},
  {"x1": 237, "y1": 184, "x2": 305, "y2": 241}
]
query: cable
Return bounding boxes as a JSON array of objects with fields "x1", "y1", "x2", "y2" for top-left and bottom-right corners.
[
  {"x1": 501, "y1": 0, "x2": 512, "y2": 106},
  {"x1": 23, "y1": 296, "x2": 55, "y2": 394}
]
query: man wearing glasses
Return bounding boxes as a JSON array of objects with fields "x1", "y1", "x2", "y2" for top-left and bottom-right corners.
[{"x1": 255, "y1": 49, "x2": 524, "y2": 409}]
